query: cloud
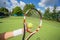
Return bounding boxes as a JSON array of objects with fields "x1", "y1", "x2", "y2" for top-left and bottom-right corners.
[
  {"x1": 10, "y1": 0, "x2": 20, "y2": 8},
  {"x1": 0, "y1": 0, "x2": 12, "y2": 12},
  {"x1": 45, "y1": 6, "x2": 54, "y2": 12},
  {"x1": 45, "y1": 6, "x2": 60, "y2": 12},
  {"x1": 0, "y1": 0, "x2": 11, "y2": 8},
  {"x1": 4, "y1": 0, "x2": 26, "y2": 12},
  {"x1": 9, "y1": 0, "x2": 20, "y2": 11},
  {"x1": 37, "y1": 8, "x2": 40, "y2": 11},
  {"x1": 0, "y1": 0, "x2": 26, "y2": 12},
  {"x1": 0, "y1": 0, "x2": 8, "y2": 7},
  {"x1": 20, "y1": 1, "x2": 26, "y2": 10},
  {"x1": 10, "y1": 0, "x2": 26, "y2": 10},
  {"x1": 56, "y1": 7, "x2": 60, "y2": 11},
  {"x1": 37, "y1": 8, "x2": 44, "y2": 13},
  {"x1": 38, "y1": 0, "x2": 60, "y2": 12},
  {"x1": 38, "y1": 0, "x2": 59, "y2": 7},
  {"x1": 38, "y1": 0, "x2": 46, "y2": 7}
]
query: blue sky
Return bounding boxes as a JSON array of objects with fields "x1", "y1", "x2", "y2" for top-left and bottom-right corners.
[{"x1": 0, "y1": 0, "x2": 60, "y2": 13}]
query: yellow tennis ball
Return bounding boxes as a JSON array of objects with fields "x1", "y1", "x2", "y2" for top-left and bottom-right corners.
[{"x1": 27, "y1": 23, "x2": 33, "y2": 29}]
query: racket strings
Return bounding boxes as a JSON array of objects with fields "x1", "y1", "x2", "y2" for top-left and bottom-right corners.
[
  {"x1": 23, "y1": 9, "x2": 42, "y2": 40},
  {"x1": 25, "y1": 10, "x2": 40, "y2": 33}
]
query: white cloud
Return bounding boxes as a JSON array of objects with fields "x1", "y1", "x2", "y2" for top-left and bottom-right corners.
[
  {"x1": 38, "y1": 0, "x2": 46, "y2": 7},
  {"x1": 10, "y1": 0, "x2": 20, "y2": 8},
  {"x1": 0, "y1": 0, "x2": 8, "y2": 7},
  {"x1": 10, "y1": 0, "x2": 26, "y2": 10},
  {"x1": 0, "y1": 0, "x2": 26, "y2": 12},
  {"x1": 6, "y1": 1, "x2": 11, "y2": 7},
  {"x1": 45, "y1": 6, "x2": 60, "y2": 12},
  {"x1": 0, "y1": 0, "x2": 12, "y2": 12},
  {"x1": 56, "y1": 7, "x2": 60, "y2": 11},
  {"x1": 20, "y1": 1, "x2": 26, "y2": 10},
  {"x1": 37, "y1": 8, "x2": 40, "y2": 11},
  {"x1": 37, "y1": 8, "x2": 44, "y2": 13},
  {"x1": 38, "y1": 0, "x2": 59, "y2": 7},
  {"x1": 4, "y1": 0, "x2": 26, "y2": 12},
  {"x1": 38, "y1": 0, "x2": 60, "y2": 12},
  {"x1": 45, "y1": 6, "x2": 54, "y2": 12}
]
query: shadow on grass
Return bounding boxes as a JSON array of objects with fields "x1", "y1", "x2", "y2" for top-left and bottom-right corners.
[{"x1": 0, "y1": 22, "x2": 3, "y2": 23}]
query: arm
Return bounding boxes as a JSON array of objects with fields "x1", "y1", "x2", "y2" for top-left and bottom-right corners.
[{"x1": 0, "y1": 29, "x2": 24, "y2": 40}]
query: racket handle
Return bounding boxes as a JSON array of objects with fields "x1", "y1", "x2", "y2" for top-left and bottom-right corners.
[{"x1": 22, "y1": 24, "x2": 26, "y2": 40}]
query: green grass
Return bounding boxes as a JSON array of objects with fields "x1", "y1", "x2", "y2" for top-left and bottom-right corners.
[{"x1": 0, "y1": 16, "x2": 60, "y2": 40}]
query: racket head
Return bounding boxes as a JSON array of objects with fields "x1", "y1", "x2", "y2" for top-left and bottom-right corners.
[{"x1": 23, "y1": 8, "x2": 42, "y2": 40}]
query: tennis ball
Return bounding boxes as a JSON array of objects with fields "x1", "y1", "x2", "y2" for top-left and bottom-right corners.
[{"x1": 27, "y1": 23, "x2": 33, "y2": 29}]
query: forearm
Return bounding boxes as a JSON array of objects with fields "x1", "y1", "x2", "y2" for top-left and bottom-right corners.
[
  {"x1": 4, "y1": 32, "x2": 13, "y2": 39},
  {"x1": 0, "y1": 29, "x2": 24, "y2": 40}
]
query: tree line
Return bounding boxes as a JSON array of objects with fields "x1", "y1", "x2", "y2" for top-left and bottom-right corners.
[
  {"x1": 44, "y1": 5, "x2": 60, "y2": 22},
  {"x1": 0, "y1": 4, "x2": 60, "y2": 22},
  {"x1": 0, "y1": 4, "x2": 35, "y2": 16}
]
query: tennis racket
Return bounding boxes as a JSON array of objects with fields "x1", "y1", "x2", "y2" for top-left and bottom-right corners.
[{"x1": 22, "y1": 8, "x2": 42, "y2": 40}]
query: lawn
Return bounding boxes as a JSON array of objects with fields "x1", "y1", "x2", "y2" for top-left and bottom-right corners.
[{"x1": 0, "y1": 16, "x2": 60, "y2": 40}]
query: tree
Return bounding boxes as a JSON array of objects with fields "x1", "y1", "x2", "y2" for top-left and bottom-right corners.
[
  {"x1": 23, "y1": 4, "x2": 35, "y2": 13},
  {"x1": 44, "y1": 7, "x2": 52, "y2": 20},
  {"x1": 57, "y1": 11, "x2": 60, "y2": 22},
  {"x1": 52, "y1": 5, "x2": 57, "y2": 20},
  {"x1": 0, "y1": 7, "x2": 9, "y2": 14},
  {"x1": 0, "y1": 7, "x2": 9, "y2": 16},
  {"x1": 23, "y1": 4, "x2": 35, "y2": 16},
  {"x1": 43, "y1": 5, "x2": 60, "y2": 22},
  {"x1": 12, "y1": 6, "x2": 23, "y2": 16}
]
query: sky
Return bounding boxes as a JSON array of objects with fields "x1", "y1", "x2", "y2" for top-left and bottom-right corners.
[{"x1": 0, "y1": 0, "x2": 60, "y2": 13}]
